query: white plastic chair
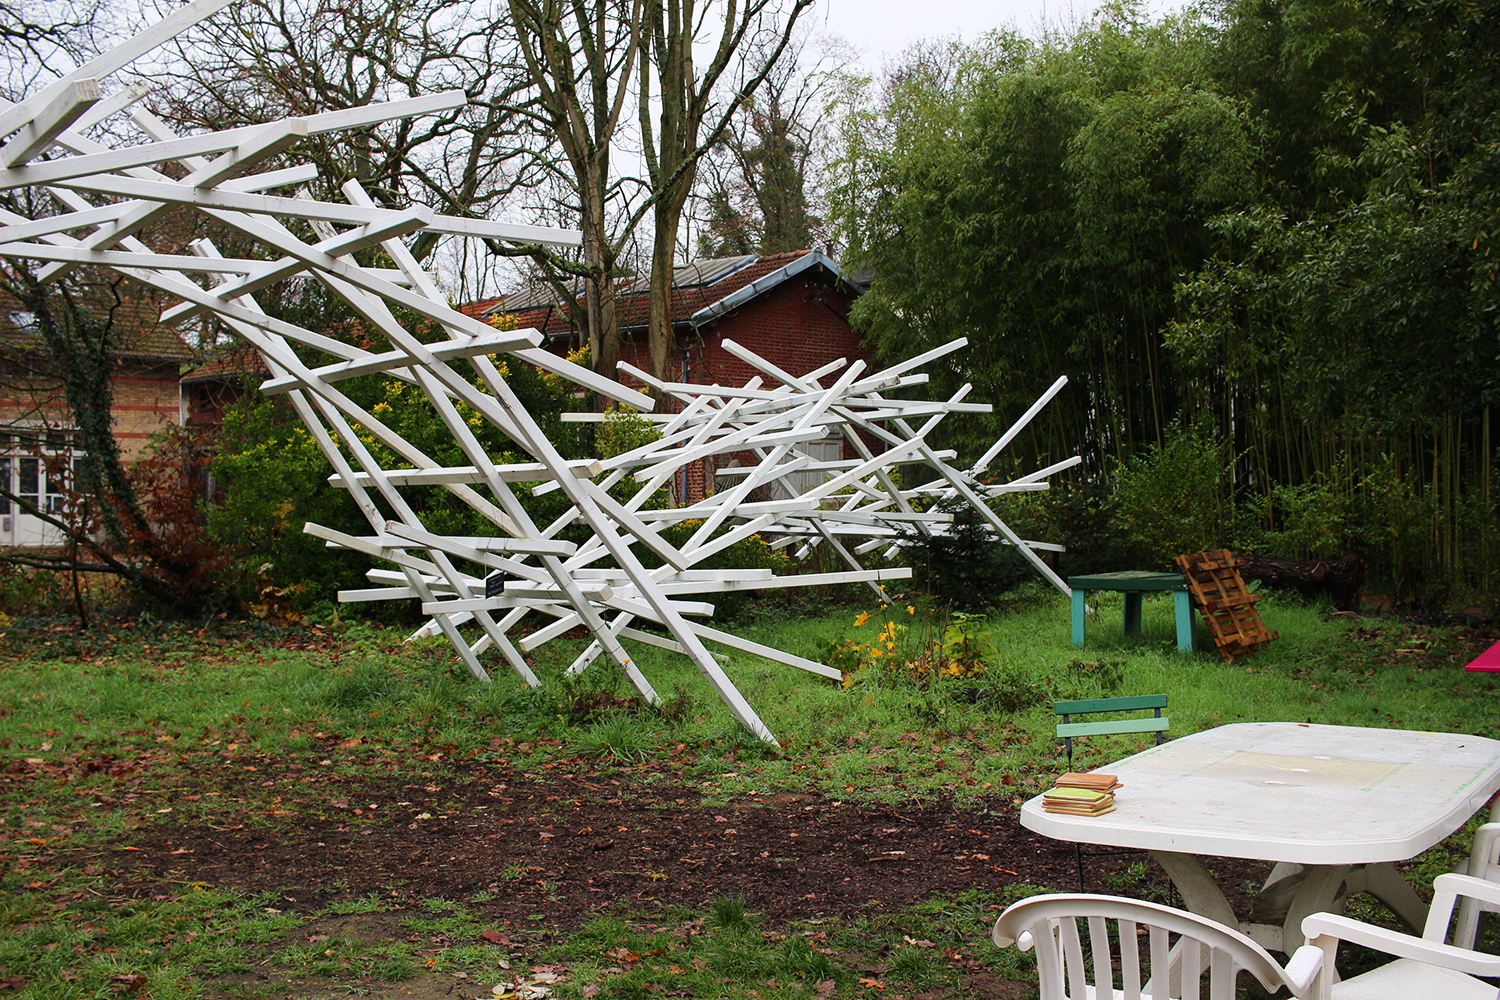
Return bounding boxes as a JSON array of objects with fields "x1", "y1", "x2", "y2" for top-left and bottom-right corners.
[
  {"x1": 1300, "y1": 872, "x2": 1500, "y2": 1000},
  {"x1": 1451, "y1": 822, "x2": 1500, "y2": 949},
  {"x1": 992, "y1": 892, "x2": 1324, "y2": 1000}
]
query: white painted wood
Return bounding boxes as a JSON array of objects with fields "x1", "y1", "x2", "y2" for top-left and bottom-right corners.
[
  {"x1": 0, "y1": 4, "x2": 1082, "y2": 744},
  {"x1": 1, "y1": 78, "x2": 101, "y2": 167},
  {"x1": 0, "y1": 0, "x2": 236, "y2": 141}
]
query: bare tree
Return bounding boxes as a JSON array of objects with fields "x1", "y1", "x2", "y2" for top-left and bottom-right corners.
[
  {"x1": 636, "y1": 0, "x2": 814, "y2": 385},
  {"x1": 694, "y1": 26, "x2": 852, "y2": 257},
  {"x1": 0, "y1": 0, "x2": 111, "y2": 98},
  {"x1": 153, "y1": 0, "x2": 544, "y2": 277},
  {"x1": 506, "y1": 0, "x2": 643, "y2": 389}
]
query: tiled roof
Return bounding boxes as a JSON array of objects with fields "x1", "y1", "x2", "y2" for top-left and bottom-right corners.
[
  {"x1": 0, "y1": 289, "x2": 196, "y2": 363},
  {"x1": 180, "y1": 342, "x2": 267, "y2": 383},
  {"x1": 491, "y1": 250, "x2": 859, "y2": 337}
]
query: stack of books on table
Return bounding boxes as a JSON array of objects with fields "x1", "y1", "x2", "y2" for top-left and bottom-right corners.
[{"x1": 1042, "y1": 773, "x2": 1120, "y2": 816}]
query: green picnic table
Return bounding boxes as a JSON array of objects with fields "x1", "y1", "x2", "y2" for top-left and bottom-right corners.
[{"x1": 1069, "y1": 571, "x2": 1197, "y2": 652}]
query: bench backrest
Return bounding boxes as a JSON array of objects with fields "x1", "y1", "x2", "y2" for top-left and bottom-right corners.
[{"x1": 1054, "y1": 694, "x2": 1168, "y2": 767}]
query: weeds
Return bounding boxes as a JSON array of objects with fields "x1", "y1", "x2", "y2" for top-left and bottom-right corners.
[{"x1": 1, "y1": 599, "x2": 1497, "y2": 998}]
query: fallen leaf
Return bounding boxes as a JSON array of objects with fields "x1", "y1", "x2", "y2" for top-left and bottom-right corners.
[
  {"x1": 110, "y1": 973, "x2": 148, "y2": 994},
  {"x1": 482, "y1": 930, "x2": 512, "y2": 946}
]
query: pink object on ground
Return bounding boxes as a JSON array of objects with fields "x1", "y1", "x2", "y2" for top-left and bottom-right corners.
[{"x1": 1465, "y1": 640, "x2": 1500, "y2": 672}]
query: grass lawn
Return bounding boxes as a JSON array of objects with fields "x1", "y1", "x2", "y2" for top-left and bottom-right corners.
[{"x1": 0, "y1": 586, "x2": 1496, "y2": 999}]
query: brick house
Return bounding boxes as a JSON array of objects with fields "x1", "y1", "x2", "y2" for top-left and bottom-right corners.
[
  {"x1": 0, "y1": 293, "x2": 195, "y2": 548},
  {"x1": 482, "y1": 249, "x2": 868, "y2": 500},
  {"x1": 181, "y1": 343, "x2": 264, "y2": 436},
  {"x1": 181, "y1": 249, "x2": 869, "y2": 504}
]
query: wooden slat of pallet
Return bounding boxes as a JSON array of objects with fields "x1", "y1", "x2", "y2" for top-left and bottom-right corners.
[{"x1": 1175, "y1": 549, "x2": 1278, "y2": 662}]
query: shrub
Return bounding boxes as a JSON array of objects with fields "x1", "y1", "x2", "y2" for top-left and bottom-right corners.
[
  {"x1": 899, "y1": 497, "x2": 1029, "y2": 609},
  {"x1": 595, "y1": 406, "x2": 661, "y2": 460},
  {"x1": 205, "y1": 352, "x2": 590, "y2": 609},
  {"x1": 1114, "y1": 423, "x2": 1236, "y2": 568},
  {"x1": 829, "y1": 605, "x2": 999, "y2": 690},
  {"x1": 206, "y1": 393, "x2": 370, "y2": 606}
]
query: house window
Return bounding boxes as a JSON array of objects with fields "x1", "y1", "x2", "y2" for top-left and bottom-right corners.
[{"x1": 0, "y1": 427, "x2": 81, "y2": 518}]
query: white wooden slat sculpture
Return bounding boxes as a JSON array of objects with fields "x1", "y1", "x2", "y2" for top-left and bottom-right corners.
[{"x1": 0, "y1": 2, "x2": 1076, "y2": 743}]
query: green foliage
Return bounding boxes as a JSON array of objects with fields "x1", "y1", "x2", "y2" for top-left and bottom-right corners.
[
  {"x1": 206, "y1": 392, "x2": 369, "y2": 604},
  {"x1": 709, "y1": 895, "x2": 754, "y2": 931},
  {"x1": 830, "y1": 0, "x2": 1500, "y2": 601},
  {"x1": 899, "y1": 499, "x2": 1031, "y2": 609},
  {"x1": 835, "y1": 14, "x2": 1257, "y2": 467},
  {"x1": 205, "y1": 351, "x2": 590, "y2": 608},
  {"x1": 824, "y1": 605, "x2": 1003, "y2": 694},
  {"x1": 595, "y1": 407, "x2": 662, "y2": 460},
  {"x1": 572, "y1": 715, "x2": 659, "y2": 762},
  {"x1": 1113, "y1": 423, "x2": 1236, "y2": 568}
]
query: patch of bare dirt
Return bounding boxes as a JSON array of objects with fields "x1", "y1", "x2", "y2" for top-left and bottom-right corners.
[{"x1": 91, "y1": 761, "x2": 1272, "y2": 932}]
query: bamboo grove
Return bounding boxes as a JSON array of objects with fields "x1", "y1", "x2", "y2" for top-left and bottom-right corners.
[{"x1": 831, "y1": 0, "x2": 1500, "y2": 601}]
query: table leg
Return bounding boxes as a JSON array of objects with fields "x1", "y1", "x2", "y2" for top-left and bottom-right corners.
[
  {"x1": 1071, "y1": 588, "x2": 1087, "y2": 647},
  {"x1": 1173, "y1": 591, "x2": 1196, "y2": 652},
  {"x1": 1148, "y1": 851, "x2": 1238, "y2": 927},
  {"x1": 1281, "y1": 864, "x2": 1353, "y2": 950},
  {"x1": 1341, "y1": 862, "x2": 1426, "y2": 933},
  {"x1": 1149, "y1": 852, "x2": 1363, "y2": 956},
  {"x1": 1123, "y1": 592, "x2": 1143, "y2": 635}
]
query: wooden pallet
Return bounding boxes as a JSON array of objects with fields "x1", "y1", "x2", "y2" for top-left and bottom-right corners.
[{"x1": 1175, "y1": 549, "x2": 1278, "y2": 662}]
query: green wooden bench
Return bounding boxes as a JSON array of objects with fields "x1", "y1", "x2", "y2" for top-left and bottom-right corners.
[{"x1": 1055, "y1": 694, "x2": 1170, "y2": 768}]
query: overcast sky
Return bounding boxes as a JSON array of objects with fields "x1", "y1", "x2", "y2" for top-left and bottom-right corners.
[{"x1": 813, "y1": 0, "x2": 1165, "y2": 70}]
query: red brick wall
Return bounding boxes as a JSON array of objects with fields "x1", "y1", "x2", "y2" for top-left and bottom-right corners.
[
  {"x1": 615, "y1": 272, "x2": 867, "y2": 503},
  {"x1": 694, "y1": 276, "x2": 867, "y2": 389},
  {"x1": 110, "y1": 362, "x2": 183, "y2": 459},
  {"x1": 0, "y1": 360, "x2": 181, "y2": 463}
]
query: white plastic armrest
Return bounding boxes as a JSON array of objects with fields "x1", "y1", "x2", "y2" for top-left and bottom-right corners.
[
  {"x1": 1436, "y1": 871, "x2": 1500, "y2": 909},
  {"x1": 992, "y1": 919, "x2": 1014, "y2": 948},
  {"x1": 1303, "y1": 912, "x2": 1500, "y2": 978},
  {"x1": 992, "y1": 915, "x2": 1036, "y2": 951},
  {"x1": 1430, "y1": 871, "x2": 1500, "y2": 940},
  {"x1": 1282, "y1": 944, "x2": 1325, "y2": 994}
]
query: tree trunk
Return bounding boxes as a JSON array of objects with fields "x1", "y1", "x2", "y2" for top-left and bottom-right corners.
[{"x1": 1234, "y1": 551, "x2": 1364, "y2": 611}]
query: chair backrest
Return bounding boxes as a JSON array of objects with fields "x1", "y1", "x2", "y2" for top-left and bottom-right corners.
[
  {"x1": 994, "y1": 893, "x2": 1300, "y2": 1000},
  {"x1": 1442, "y1": 836, "x2": 1500, "y2": 950},
  {"x1": 1055, "y1": 694, "x2": 1168, "y2": 768}
]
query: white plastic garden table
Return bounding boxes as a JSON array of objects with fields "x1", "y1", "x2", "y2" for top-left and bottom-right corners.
[{"x1": 1020, "y1": 722, "x2": 1500, "y2": 954}]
